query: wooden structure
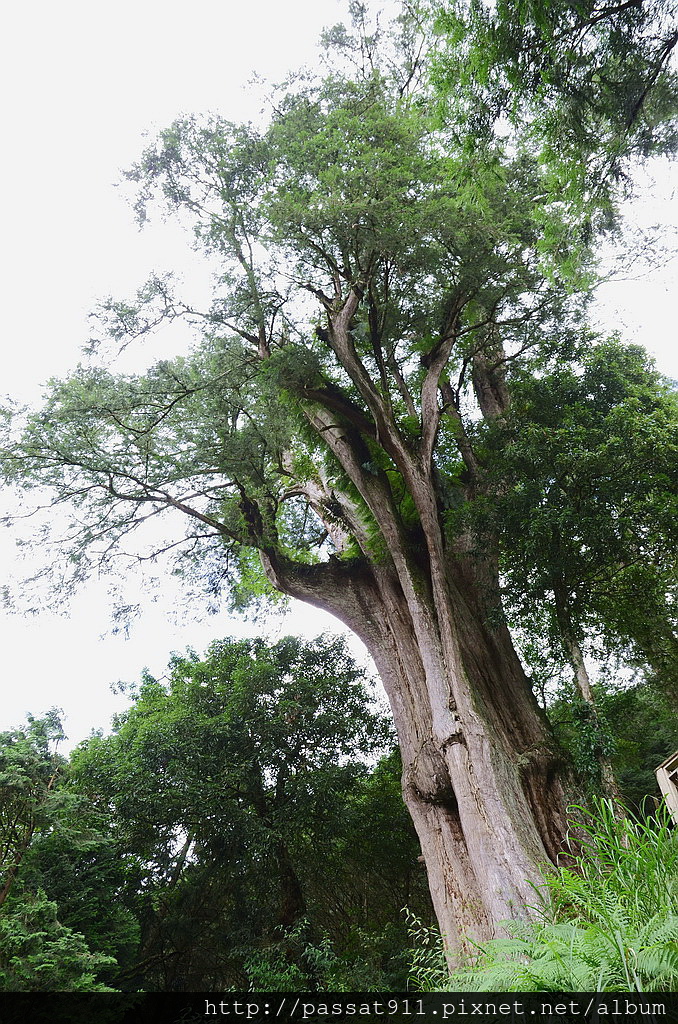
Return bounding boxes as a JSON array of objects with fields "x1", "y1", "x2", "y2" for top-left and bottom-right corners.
[{"x1": 656, "y1": 750, "x2": 678, "y2": 825}]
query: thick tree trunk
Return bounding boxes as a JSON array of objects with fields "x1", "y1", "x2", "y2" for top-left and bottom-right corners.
[
  {"x1": 258, "y1": 310, "x2": 573, "y2": 952},
  {"x1": 373, "y1": 571, "x2": 569, "y2": 949},
  {"x1": 262, "y1": 549, "x2": 572, "y2": 953}
]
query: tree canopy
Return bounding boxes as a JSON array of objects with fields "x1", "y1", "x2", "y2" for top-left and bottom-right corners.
[
  {"x1": 492, "y1": 339, "x2": 678, "y2": 690},
  {"x1": 431, "y1": 0, "x2": 678, "y2": 220},
  {"x1": 0, "y1": 713, "x2": 125, "y2": 991},
  {"x1": 0, "y1": 639, "x2": 430, "y2": 992}
]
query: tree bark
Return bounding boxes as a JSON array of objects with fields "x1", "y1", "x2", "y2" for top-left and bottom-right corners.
[
  {"x1": 275, "y1": 841, "x2": 306, "y2": 931},
  {"x1": 255, "y1": 294, "x2": 573, "y2": 953},
  {"x1": 261, "y1": 543, "x2": 571, "y2": 953}
]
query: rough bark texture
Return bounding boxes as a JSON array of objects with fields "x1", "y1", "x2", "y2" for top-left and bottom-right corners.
[
  {"x1": 252, "y1": 294, "x2": 575, "y2": 951},
  {"x1": 261, "y1": 541, "x2": 570, "y2": 949}
]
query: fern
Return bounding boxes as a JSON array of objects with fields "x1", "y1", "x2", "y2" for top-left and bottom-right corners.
[{"x1": 408, "y1": 800, "x2": 678, "y2": 992}]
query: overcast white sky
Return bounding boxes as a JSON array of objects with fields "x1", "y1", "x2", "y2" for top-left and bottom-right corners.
[{"x1": 0, "y1": 0, "x2": 676, "y2": 748}]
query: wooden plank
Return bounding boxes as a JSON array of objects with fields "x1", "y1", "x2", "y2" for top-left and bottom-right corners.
[{"x1": 656, "y1": 750, "x2": 678, "y2": 825}]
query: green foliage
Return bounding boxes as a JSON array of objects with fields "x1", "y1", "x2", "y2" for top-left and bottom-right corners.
[
  {"x1": 0, "y1": 711, "x2": 67, "y2": 909},
  {"x1": 243, "y1": 938, "x2": 310, "y2": 992},
  {"x1": 242, "y1": 919, "x2": 410, "y2": 992},
  {"x1": 550, "y1": 801, "x2": 678, "y2": 928},
  {"x1": 546, "y1": 678, "x2": 678, "y2": 810},
  {"x1": 70, "y1": 633, "x2": 387, "y2": 867},
  {"x1": 18, "y1": 801, "x2": 141, "y2": 984},
  {"x1": 409, "y1": 801, "x2": 678, "y2": 992},
  {"x1": 441, "y1": 915, "x2": 678, "y2": 992},
  {"x1": 406, "y1": 911, "x2": 449, "y2": 992},
  {"x1": 431, "y1": 0, "x2": 678, "y2": 248},
  {"x1": 225, "y1": 545, "x2": 289, "y2": 614},
  {"x1": 65, "y1": 635, "x2": 426, "y2": 990},
  {"x1": 0, "y1": 712, "x2": 141, "y2": 990},
  {"x1": 0, "y1": 25, "x2": 589, "y2": 612},
  {"x1": 4, "y1": 18, "x2": 674, "y2": 800},
  {"x1": 298, "y1": 747, "x2": 430, "y2": 990},
  {"x1": 490, "y1": 338, "x2": 678, "y2": 700},
  {"x1": 1, "y1": 4, "x2": 676, "y2": 980},
  {"x1": 0, "y1": 888, "x2": 116, "y2": 992},
  {"x1": 603, "y1": 683, "x2": 678, "y2": 812},
  {"x1": 561, "y1": 696, "x2": 617, "y2": 796}
]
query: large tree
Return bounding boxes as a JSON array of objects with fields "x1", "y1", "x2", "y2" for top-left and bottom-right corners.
[
  {"x1": 0, "y1": 714, "x2": 123, "y2": 991},
  {"x1": 2, "y1": 3, "x2": 676, "y2": 948},
  {"x1": 484, "y1": 338, "x2": 678, "y2": 794},
  {"x1": 0, "y1": 712, "x2": 65, "y2": 909}
]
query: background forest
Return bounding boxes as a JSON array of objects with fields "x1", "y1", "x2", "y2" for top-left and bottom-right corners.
[
  {"x1": 1, "y1": 0, "x2": 678, "y2": 994},
  {"x1": 1, "y1": 637, "x2": 677, "y2": 992},
  {"x1": 1, "y1": 638, "x2": 677, "y2": 991}
]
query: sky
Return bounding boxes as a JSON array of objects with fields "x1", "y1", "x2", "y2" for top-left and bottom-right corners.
[{"x1": 0, "y1": 0, "x2": 676, "y2": 748}]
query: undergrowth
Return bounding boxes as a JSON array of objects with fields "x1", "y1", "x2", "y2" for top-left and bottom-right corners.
[{"x1": 408, "y1": 800, "x2": 678, "y2": 992}]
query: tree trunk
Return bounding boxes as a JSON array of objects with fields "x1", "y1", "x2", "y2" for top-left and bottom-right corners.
[
  {"x1": 256, "y1": 300, "x2": 573, "y2": 953},
  {"x1": 262, "y1": 548, "x2": 572, "y2": 953},
  {"x1": 553, "y1": 582, "x2": 624, "y2": 805},
  {"x1": 275, "y1": 841, "x2": 306, "y2": 930}
]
